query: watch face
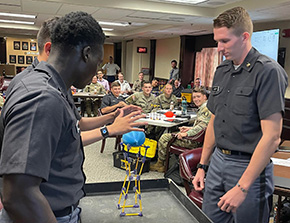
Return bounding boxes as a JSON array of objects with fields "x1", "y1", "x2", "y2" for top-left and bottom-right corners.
[{"x1": 102, "y1": 129, "x2": 107, "y2": 134}]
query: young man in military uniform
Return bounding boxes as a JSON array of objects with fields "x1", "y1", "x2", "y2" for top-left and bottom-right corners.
[
  {"x1": 100, "y1": 81, "x2": 127, "y2": 114},
  {"x1": 154, "y1": 84, "x2": 178, "y2": 110},
  {"x1": 132, "y1": 72, "x2": 145, "y2": 93},
  {"x1": 151, "y1": 88, "x2": 211, "y2": 172},
  {"x1": 0, "y1": 12, "x2": 146, "y2": 223},
  {"x1": 84, "y1": 75, "x2": 106, "y2": 117},
  {"x1": 193, "y1": 7, "x2": 288, "y2": 223},
  {"x1": 126, "y1": 81, "x2": 155, "y2": 114}
]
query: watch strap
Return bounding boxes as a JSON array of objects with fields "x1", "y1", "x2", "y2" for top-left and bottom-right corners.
[{"x1": 197, "y1": 163, "x2": 209, "y2": 172}]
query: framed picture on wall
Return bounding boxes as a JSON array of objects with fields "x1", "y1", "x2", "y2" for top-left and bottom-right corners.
[
  {"x1": 22, "y1": 42, "x2": 28, "y2": 50},
  {"x1": 18, "y1": 55, "x2": 24, "y2": 64},
  {"x1": 13, "y1": 41, "x2": 20, "y2": 50},
  {"x1": 9, "y1": 55, "x2": 16, "y2": 64},
  {"x1": 26, "y1": 56, "x2": 33, "y2": 64},
  {"x1": 141, "y1": 68, "x2": 150, "y2": 75},
  {"x1": 30, "y1": 42, "x2": 37, "y2": 51}
]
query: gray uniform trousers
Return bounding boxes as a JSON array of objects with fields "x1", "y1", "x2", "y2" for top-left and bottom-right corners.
[{"x1": 203, "y1": 148, "x2": 274, "y2": 223}]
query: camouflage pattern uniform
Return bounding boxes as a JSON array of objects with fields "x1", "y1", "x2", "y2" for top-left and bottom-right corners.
[
  {"x1": 84, "y1": 82, "x2": 106, "y2": 117},
  {"x1": 147, "y1": 93, "x2": 178, "y2": 139},
  {"x1": 158, "y1": 102, "x2": 211, "y2": 161},
  {"x1": 153, "y1": 93, "x2": 178, "y2": 110},
  {"x1": 132, "y1": 79, "x2": 144, "y2": 93},
  {"x1": 125, "y1": 92, "x2": 155, "y2": 113}
]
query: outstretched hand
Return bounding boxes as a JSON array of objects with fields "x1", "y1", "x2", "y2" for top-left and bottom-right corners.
[
  {"x1": 109, "y1": 109, "x2": 147, "y2": 136},
  {"x1": 114, "y1": 105, "x2": 142, "y2": 118}
]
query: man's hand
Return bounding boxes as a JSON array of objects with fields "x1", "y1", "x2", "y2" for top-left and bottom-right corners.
[
  {"x1": 176, "y1": 132, "x2": 187, "y2": 139},
  {"x1": 179, "y1": 126, "x2": 191, "y2": 133},
  {"x1": 192, "y1": 168, "x2": 206, "y2": 191},
  {"x1": 114, "y1": 105, "x2": 142, "y2": 118},
  {"x1": 217, "y1": 185, "x2": 247, "y2": 213},
  {"x1": 108, "y1": 109, "x2": 147, "y2": 136}
]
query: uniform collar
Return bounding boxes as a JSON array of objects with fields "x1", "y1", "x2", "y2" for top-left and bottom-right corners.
[
  {"x1": 34, "y1": 61, "x2": 68, "y2": 98},
  {"x1": 31, "y1": 57, "x2": 39, "y2": 68},
  {"x1": 198, "y1": 101, "x2": 207, "y2": 111}
]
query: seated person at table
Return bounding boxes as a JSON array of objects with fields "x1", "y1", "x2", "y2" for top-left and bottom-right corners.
[
  {"x1": 172, "y1": 79, "x2": 184, "y2": 97},
  {"x1": 150, "y1": 88, "x2": 211, "y2": 172},
  {"x1": 154, "y1": 84, "x2": 177, "y2": 110},
  {"x1": 117, "y1": 72, "x2": 131, "y2": 97},
  {"x1": 100, "y1": 81, "x2": 127, "y2": 114},
  {"x1": 151, "y1": 78, "x2": 160, "y2": 96},
  {"x1": 97, "y1": 70, "x2": 110, "y2": 94},
  {"x1": 126, "y1": 81, "x2": 154, "y2": 114},
  {"x1": 84, "y1": 75, "x2": 106, "y2": 117},
  {"x1": 132, "y1": 72, "x2": 145, "y2": 93}
]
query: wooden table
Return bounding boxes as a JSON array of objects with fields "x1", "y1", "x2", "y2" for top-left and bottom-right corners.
[{"x1": 272, "y1": 151, "x2": 290, "y2": 221}]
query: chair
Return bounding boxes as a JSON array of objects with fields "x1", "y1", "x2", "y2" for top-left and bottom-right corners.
[
  {"x1": 164, "y1": 128, "x2": 206, "y2": 172},
  {"x1": 179, "y1": 148, "x2": 203, "y2": 209},
  {"x1": 98, "y1": 109, "x2": 122, "y2": 153}
]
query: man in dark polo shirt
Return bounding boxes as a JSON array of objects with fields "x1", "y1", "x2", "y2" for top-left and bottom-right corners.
[
  {"x1": 0, "y1": 12, "x2": 146, "y2": 223},
  {"x1": 193, "y1": 7, "x2": 288, "y2": 223},
  {"x1": 100, "y1": 81, "x2": 127, "y2": 114}
]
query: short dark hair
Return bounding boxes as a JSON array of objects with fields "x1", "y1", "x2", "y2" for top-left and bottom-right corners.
[
  {"x1": 193, "y1": 87, "x2": 207, "y2": 96},
  {"x1": 37, "y1": 17, "x2": 59, "y2": 54},
  {"x1": 138, "y1": 72, "x2": 144, "y2": 75},
  {"x1": 171, "y1": 60, "x2": 177, "y2": 64},
  {"x1": 111, "y1": 81, "x2": 121, "y2": 88},
  {"x1": 142, "y1": 80, "x2": 151, "y2": 87},
  {"x1": 213, "y1": 7, "x2": 253, "y2": 37},
  {"x1": 51, "y1": 11, "x2": 105, "y2": 50}
]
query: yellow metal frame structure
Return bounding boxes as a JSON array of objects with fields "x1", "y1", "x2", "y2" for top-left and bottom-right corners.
[{"x1": 117, "y1": 143, "x2": 150, "y2": 217}]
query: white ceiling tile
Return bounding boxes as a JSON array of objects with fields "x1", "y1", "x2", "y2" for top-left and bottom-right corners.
[
  {"x1": 22, "y1": 0, "x2": 61, "y2": 14},
  {"x1": 57, "y1": 4, "x2": 99, "y2": 15},
  {"x1": 91, "y1": 8, "x2": 135, "y2": 20}
]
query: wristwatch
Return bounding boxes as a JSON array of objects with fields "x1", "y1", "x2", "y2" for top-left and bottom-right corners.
[
  {"x1": 197, "y1": 163, "x2": 209, "y2": 172},
  {"x1": 100, "y1": 126, "x2": 109, "y2": 138}
]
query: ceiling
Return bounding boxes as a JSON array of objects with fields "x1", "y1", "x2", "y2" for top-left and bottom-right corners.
[{"x1": 0, "y1": 0, "x2": 290, "y2": 42}]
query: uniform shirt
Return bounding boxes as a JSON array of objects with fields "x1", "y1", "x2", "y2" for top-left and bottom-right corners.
[
  {"x1": 186, "y1": 102, "x2": 211, "y2": 137},
  {"x1": 126, "y1": 92, "x2": 155, "y2": 113},
  {"x1": 98, "y1": 78, "x2": 110, "y2": 91},
  {"x1": 0, "y1": 61, "x2": 85, "y2": 212},
  {"x1": 169, "y1": 67, "x2": 179, "y2": 80},
  {"x1": 100, "y1": 93, "x2": 126, "y2": 110},
  {"x1": 84, "y1": 82, "x2": 106, "y2": 101},
  {"x1": 154, "y1": 93, "x2": 177, "y2": 110},
  {"x1": 102, "y1": 63, "x2": 120, "y2": 76},
  {"x1": 132, "y1": 79, "x2": 144, "y2": 92},
  {"x1": 117, "y1": 80, "x2": 131, "y2": 93},
  {"x1": 172, "y1": 85, "x2": 184, "y2": 97},
  {"x1": 207, "y1": 47, "x2": 288, "y2": 154},
  {"x1": 151, "y1": 86, "x2": 160, "y2": 96}
]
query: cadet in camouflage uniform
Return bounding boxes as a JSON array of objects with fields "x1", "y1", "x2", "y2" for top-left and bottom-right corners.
[
  {"x1": 132, "y1": 72, "x2": 145, "y2": 93},
  {"x1": 151, "y1": 88, "x2": 211, "y2": 172},
  {"x1": 154, "y1": 84, "x2": 178, "y2": 110},
  {"x1": 126, "y1": 80, "x2": 155, "y2": 113},
  {"x1": 84, "y1": 75, "x2": 106, "y2": 117}
]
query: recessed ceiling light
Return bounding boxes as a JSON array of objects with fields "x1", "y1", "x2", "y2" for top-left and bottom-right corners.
[
  {"x1": 0, "y1": 19, "x2": 34, "y2": 25},
  {"x1": 102, "y1": 28, "x2": 114, "y2": 31},
  {"x1": 0, "y1": 12, "x2": 36, "y2": 19},
  {"x1": 149, "y1": 0, "x2": 208, "y2": 5},
  {"x1": 99, "y1": 21, "x2": 128, "y2": 27}
]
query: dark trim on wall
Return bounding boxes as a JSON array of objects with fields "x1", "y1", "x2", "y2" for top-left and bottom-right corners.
[
  {"x1": 114, "y1": 42, "x2": 122, "y2": 70},
  {"x1": 149, "y1": 39, "x2": 156, "y2": 81},
  {"x1": 0, "y1": 37, "x2": 6, "y2": 64}
]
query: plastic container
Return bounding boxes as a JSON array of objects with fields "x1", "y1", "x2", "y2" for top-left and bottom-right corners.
[{"x1": 123, "y1": 138, "x2": 157, "y2": 158}]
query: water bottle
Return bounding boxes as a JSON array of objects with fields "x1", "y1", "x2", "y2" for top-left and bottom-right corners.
[
  {"x1": 94, "y1": 86, "x2": 97, "y2": 94},
  {"x1": 170, "y1": 101, "x2": 174, "y2": 111},
  {"x1": 181, "y1": 97, "x2": 187, "y2": 115}
]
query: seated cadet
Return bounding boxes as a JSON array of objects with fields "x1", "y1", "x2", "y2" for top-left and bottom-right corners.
[
  {"x1": 100, "y1": 81, "x2": 127, "y2": 114},
  {"x1": 154, "y1": 84, "x2": 177, "y2": 110},
  {"x1": 150, "y1": 88, "x2": 211, "y2": 172},
  {"x1": 117, "y1": 72, "x2": 131, "y2": 97},
  {"x1": 172, "y1": 79, "x2": 184, "y2": 97},
  {"x1": 84, "y1": 75, "x2": 106, "y2": 117},
  {"x1": 126, "y1": 81, "x2": 155, "y2": 114},
  {"x1": 132, "y1": 72, "x2": 145, "y2": 93},
  {"x1": 151, "y1": 78, "x2": 160, "y2": 96},
  {"x1": 97, "y1": 70, "x2": 110, "y2": 94}
]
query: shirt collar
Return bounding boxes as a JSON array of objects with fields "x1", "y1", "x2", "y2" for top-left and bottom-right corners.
[{"x1": 198, "y1": 101, "x2": 207, "y2": 111}]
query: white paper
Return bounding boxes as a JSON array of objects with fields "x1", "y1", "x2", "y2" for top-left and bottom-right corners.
[{"x1": 271, "y1": 157, "x2": 290, "y2": 167}]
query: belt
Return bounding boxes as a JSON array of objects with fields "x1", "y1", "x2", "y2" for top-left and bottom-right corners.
[
  {"x1": 53, "y1": 201, "x2": 79, "y2": 217},
  {"x1": 218, "y1": 147, "x2": 252, "y2": 157}
]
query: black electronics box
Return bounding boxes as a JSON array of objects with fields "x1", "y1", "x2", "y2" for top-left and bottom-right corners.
[{"x1": 113, "y1": 151, "x2": 151, "y2": 174}]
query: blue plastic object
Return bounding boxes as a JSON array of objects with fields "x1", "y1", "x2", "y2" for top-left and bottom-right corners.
[{"x1": 122, "y1": 131, "x2": 145, "y2": 147}]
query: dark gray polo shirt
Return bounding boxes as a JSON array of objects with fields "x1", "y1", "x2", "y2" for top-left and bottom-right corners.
[
  {"x1": 207, "y1": 48, "x2": 288, "y2": 154},
  {"x1": 0, "y1": 61, "x2": 85, "y2": 212},
  {"x1": 100, "y1": 93, "x2": 126, "y2": 111}
]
